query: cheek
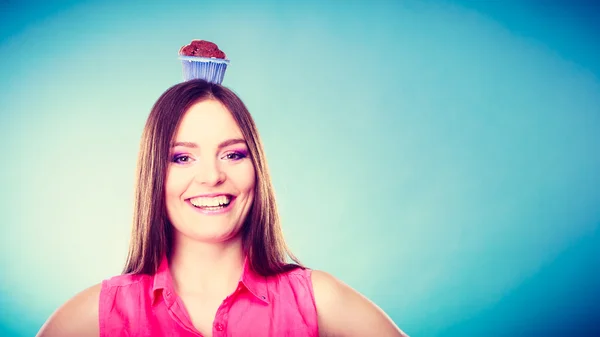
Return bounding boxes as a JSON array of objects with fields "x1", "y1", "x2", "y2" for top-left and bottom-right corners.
[
  {"x1": 224, "y1": 163, "x2": 256, "y2": 197},
  {"x1": 238, "y1": 164, "x2": 256, "y2": 195},
  {"x1": 165, "y1": 168, "x2": 191, "y2": 201}
]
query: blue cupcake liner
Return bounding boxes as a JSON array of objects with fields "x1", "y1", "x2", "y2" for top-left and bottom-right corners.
[{"x1": 179, "y1": 56, "x2": 230, "y2": 84}]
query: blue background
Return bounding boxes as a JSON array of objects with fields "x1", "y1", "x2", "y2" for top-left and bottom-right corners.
[{"x1": 1, "y1": 0, "x2": 599, "y2": 336}]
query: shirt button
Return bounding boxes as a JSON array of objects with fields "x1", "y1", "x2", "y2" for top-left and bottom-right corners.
[{"x1": 215, "y1": 323, "x2": 224, "y2": 331}]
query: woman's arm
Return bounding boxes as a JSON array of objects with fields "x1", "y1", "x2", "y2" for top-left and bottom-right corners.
[
  {"x1": 36, "y1": 283, "x2": 101, "y2": 337},
  {"x1": 311, "y1": 270, "x2": 409, "y2": 337}
]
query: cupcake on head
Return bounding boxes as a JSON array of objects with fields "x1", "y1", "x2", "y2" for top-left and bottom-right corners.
[{"x1": 179, "y1": 40, "x2": 230, "y2": 84}]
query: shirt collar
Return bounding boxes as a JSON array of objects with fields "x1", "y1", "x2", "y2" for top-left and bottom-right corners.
[
  {"x1": 240, "y1": 256, "x2": 270, "y2": 304},
  {"x1": 150, "y1": 256, "x2": 173, "y2": 305},
  {"x1": 150, "y1": 255, "x2": 270, "y2": 305}
]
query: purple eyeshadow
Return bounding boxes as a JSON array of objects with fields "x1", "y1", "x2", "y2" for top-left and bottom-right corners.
[
  {"x1": 232, "y1": 149, "x2": 249, "y2": 157},
  {"x1": 171, "y1": 153, "x2": 189, "y2": 163}
]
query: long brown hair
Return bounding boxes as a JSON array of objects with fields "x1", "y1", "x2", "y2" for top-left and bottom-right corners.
[{"x1": 122, "y1": 79, "x2": 302, "y2": 276}]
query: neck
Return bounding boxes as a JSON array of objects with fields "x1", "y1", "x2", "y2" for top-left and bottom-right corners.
[{"x1": 169, "y1": 234, "x2": 245, "y2": 296}]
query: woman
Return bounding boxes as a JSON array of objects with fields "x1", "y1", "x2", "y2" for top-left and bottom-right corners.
[{"x1": 37, "y1": 79, "x2": 408, "y2": 337}]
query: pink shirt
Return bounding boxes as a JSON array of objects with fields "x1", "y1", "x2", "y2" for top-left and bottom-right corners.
[{"x1": 99, "y1": 257, "x2": 319, "y2": 337}]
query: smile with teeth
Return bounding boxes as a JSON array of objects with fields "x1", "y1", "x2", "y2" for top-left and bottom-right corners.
[{"x1": 189, "y1": 195, "x2": 232, "y2": 210}]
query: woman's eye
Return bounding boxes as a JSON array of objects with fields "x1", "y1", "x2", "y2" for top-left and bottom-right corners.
[
  {"x1": 223, "y1": 151, "x2": 247, "y2": 161},
  {"x1": 172, "y1": 154, "x2": 192, "y2": 164}
]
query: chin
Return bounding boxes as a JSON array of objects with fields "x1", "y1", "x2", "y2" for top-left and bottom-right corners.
[{"x1": 175, "y1": 226, "x2": 243, "y2": 245}]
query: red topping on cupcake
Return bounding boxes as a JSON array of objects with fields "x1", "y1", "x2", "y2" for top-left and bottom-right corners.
[{"x1": 180, "y1": 40, "x2": 226, "y2": 59}]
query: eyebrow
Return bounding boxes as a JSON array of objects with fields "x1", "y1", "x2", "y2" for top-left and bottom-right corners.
[{"x1": 171, "y1": 138, "x2": 247, "y2": 150}]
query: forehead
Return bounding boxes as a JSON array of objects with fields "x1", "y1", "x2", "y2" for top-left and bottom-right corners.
[{"x1": 174, "y1": 99, "x2": 243, "y2": 143}]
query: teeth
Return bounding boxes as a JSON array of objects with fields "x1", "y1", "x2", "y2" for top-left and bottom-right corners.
[{"x1": 190, "y1": 195, "x2": 231, "y2": 208}]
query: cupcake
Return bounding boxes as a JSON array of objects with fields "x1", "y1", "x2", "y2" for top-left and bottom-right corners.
[{"x1": 178, "y1": 40, "x2": 230, "y2": 84}]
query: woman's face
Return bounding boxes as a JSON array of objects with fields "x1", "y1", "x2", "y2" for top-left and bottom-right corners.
[{"x1": 165, "y1": 99, "x2": 256, "y2": 245}]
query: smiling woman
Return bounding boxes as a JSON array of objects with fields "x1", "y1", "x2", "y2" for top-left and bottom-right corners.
[{"x1": 35, "y1": 79, "x2": 408, "y2": 337}]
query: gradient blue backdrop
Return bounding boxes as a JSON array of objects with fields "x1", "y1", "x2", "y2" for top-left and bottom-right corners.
[{"x1": 1, "y1": 0, "x2": 599, "y2": 336}]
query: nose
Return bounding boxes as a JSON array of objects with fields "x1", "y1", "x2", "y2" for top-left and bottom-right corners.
[{"x1": 193, "y1": 158, "x2": 225, "y2": 186}]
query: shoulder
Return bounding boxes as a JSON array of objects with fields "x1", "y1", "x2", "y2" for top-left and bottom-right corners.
[
  {"x1": 36, "y1": 274, "x2": 152, "y2": 337},
  {"x1": 310, "y1": 270, "x2": 410, "y2": 337},
  {"x1": 266, "y1": 266, "x2": 315, "y2": 298},
  {"x1": 36, "y1": 283, "x2": 102, "y2": 337},
  {"x1": 102, "y1": 272, "x2": 152, "y2": 289}
]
